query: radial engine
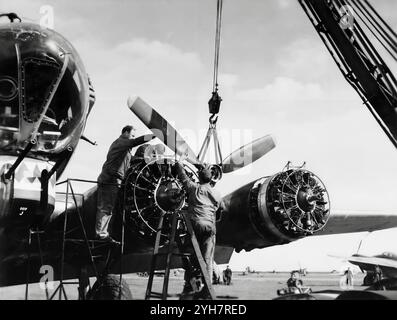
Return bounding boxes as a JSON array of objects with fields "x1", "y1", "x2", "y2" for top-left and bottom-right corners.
[{"x1": 123, "y1": 152, "x2": 330, "y2": 250}]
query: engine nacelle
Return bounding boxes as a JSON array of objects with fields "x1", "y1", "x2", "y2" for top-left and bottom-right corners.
[
  {"x1": 123, "y1": 152, "x2": 330, "y2": 251},
  {"x1": 216, "y1": 168, "x2": 330, "y2": 252},
  {"x1": 123, "y1": 156, "x2": 196, "y2": 242}
]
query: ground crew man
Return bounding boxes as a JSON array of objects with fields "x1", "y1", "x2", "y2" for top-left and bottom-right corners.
[
  {"x1": 95, "y1": 125, "x2": 155, "y2": 241},
  {"x1": 175, "y1": 162, "x2": 222, "y2": 298},
  {"x1": 224, "y1": 265, "x2": 232, "y2": 285},
  {"x1": 374, "y1": 265, "x2": 383, "y2": 284},
  {"x1": 345, "y1": 267, "x2": 354, "y2": 288},
  {"x1": 287, "y1": 271, "x2": 303, "y2": 289}
]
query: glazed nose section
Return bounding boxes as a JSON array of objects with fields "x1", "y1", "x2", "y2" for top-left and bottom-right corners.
[
  {"x1": 0, "y1": 30, "x2": 20, "y2": 138},
  {"x1": 0, "y1": 162, "x2": 12, "y2": 218},
  {"x1": 0, "y1": 78, "x2": 18, "y2": 142},
  {"x1": 0, "y1": 78, "x2": 17, "y2": 101},
  {"x1": 0, "y1": 29, "x2": 65, "y2": 150},
  {"x1": 0, "y1": 22, "x2": 91, "y2": 158}
]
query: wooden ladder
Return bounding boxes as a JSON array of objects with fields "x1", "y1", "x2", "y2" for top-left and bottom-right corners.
[{"x1": 145, "y1": 211, "x2": 216, "y2": 300}]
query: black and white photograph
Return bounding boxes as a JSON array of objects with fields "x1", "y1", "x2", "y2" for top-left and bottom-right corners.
[{"x1": 1, "y1": 0, "x2": 397, "y2": 308}]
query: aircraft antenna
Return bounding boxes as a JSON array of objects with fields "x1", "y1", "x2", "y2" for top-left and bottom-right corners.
[
  {"x1": 356, "y1": 231, "x2": 371, "y2": 254},
  {"x1": 0, "y1": 13, "x2": 22, "y2": 23}
]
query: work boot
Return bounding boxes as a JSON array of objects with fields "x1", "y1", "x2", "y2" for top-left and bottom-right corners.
[
  {"x1": 194, "y1": 287, "x2": 213, "y2": 300},
  {"x1": 95, "y1": 235, "x2": 120, "y2": 246},
  {"x1": 180, "y1": 282, "x2": 195, "y2": 300}
]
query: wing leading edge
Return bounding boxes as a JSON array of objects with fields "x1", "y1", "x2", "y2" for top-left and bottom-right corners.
[{"x1": 318, "y1": 212, "x2": 397, "y2": 236}]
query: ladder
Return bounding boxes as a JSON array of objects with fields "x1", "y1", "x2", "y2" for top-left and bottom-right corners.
[
  {"x1": 145, "y1": 211, "x2": 216, "y2": 300},
  {"x1": 25, "y1": 228, "x2": 49, "y2": 300},
  {"x1": 50, "y1": 179, "x2": 122, "y2": 300}
]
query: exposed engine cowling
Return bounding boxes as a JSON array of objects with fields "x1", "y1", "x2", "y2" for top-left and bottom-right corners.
[
  {"x1": 216, "y1": 168, "x2": 330, "y2": 252},
  {"x1": 123, "y1": 156, "x2": 196, "y2": 242},
  {"x1": 255, "y1": 168, "x2": 329, "y2": 237},
  {"x1": 123, "y1": 153, "x2": 330, "y2": 251}
]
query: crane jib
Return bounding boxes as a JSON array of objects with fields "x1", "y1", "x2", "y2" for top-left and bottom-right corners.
[{"x1": 298, "y1": 0, "x2": 397, "y2": 149}]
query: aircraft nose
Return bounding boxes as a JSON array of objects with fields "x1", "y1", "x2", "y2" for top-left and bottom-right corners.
[{"x1": 0, "y1": 22, "x2": 91, "y2": 162}]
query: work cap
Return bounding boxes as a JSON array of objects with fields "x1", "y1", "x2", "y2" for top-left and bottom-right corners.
[{"x1": 199, "y1": 168, "x2": 212, "y2": 183}]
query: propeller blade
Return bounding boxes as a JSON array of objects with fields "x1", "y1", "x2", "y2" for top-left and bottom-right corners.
[
  {"x1": 127, "y1": 96, "x2": 199, "y2": 165},
  {"x1": 222, "y1": 135, "x2": 276, "y2": 173}
]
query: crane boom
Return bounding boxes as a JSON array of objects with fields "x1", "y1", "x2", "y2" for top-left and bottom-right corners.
[{"x1": 298, "y1": 0, "x2": 397, "y2": 148}]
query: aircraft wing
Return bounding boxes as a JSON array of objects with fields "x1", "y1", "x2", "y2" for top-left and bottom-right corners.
[
  {"x1": 347, "y1": 255, "x2": 397, "y2": 269},
  {"x1": 317, "y1": 212, "x2": 397, "y2": 236},
  {"x1": 214, "y1": 245, "x2": 234, "y2": 264}
]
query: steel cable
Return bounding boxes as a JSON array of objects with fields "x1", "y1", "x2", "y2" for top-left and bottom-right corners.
[{"x1": 212, "y1": 0, "x2": 223, "y2": 93}]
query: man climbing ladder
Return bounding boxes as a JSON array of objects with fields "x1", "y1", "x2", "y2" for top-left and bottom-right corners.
[{"x1": 175, "y1": 162, "x2": 222, "y2": 299}]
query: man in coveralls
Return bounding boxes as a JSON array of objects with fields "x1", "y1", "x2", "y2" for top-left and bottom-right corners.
[
  {"x1": 95, "y1": 125, "x2": 154, "y2": 241},
  {"x1": 175, "y1": 162, "x2": 222, "y2": 298}
]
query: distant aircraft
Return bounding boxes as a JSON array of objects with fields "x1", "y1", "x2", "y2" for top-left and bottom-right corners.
[{"x1": 348, "y1": 252, "x2": 397, "y2": 286}]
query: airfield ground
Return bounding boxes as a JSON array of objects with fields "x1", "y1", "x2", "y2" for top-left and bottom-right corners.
[{"x1": 0, "y1": 271, "x2": 367, "y2": 300}]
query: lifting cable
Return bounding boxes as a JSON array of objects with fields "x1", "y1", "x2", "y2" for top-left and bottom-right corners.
[
  {"x1": 359, "y1": 0, "x2": 397, "y2": 45},
  {"x1": 346, "y1": 0, "x2": 397, "y2": 59},
  {"x1": 212, "y1": 0, "x2": 223, "y2": 96},
  {"x1": 350, "y1": 0, "x2": 397, "y2": 56},
  {"x1": 208, "y1": 0, "x2": 223, "y2": 120},
  {"x1": 346, "y1": 0, "x2": 397, "y2": 61},
  {"x1": 343, "y1": 0, "x2": 397, "y2": 100},
  {"x1": 198, "y1": 0, "x2": 224, "y2": 166},
  {"x1": 363, "y1": 0, "x2": 397, "y2": 41}
]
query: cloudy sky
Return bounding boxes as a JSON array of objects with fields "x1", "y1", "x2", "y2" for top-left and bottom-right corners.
[{"x1": 3, "y1": 0, "x2": 397, "y2": 271}]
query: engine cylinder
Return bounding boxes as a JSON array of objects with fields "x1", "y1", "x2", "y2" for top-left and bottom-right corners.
[
  {"x1": 216, "y1": 169, "x2": 330, "y2": 252},
  {"x1": 254, "y1": 169, "x2": 330, "y2": 239},
  {"x1": 123, "y1": 156, "x2": 196, "y2": 242}
]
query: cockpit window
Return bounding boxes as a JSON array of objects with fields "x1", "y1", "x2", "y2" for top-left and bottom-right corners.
[
  {"x1": 0, "y1": 77, "x2": 17, "y2": 101},
  {"x1": 22, "y1": 58, "x2": 61, "y2": 123},
  {"x1": 0, "y1": 23, "x2": 91, "y2": 161},
  {"x1": 36, "y1": 68, "x2": 84, "y2": 151}
]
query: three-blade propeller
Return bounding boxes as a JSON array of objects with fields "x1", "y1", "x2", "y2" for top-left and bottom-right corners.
[
  {"x1": 222, "y1": 135, "x2": 276, "y2": 173},
  {"x1": 127, "y1": 96, "x2": 199, "y2": 166},
  {"x1": 127, "y1": 96, "x2": 276, "y2": 173}
]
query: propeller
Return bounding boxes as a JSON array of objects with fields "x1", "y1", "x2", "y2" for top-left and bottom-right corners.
[
  {"x1": 127, "y1": 96, "x2": 276, "y2": 173},
  {"x1": 127, "y1": 96, "x2": 199, "y2": 166},
  {"x1": 222, "y1": 135, "x2": 276, "y2": 173}
]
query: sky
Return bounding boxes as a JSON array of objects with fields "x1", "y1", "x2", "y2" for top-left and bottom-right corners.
[{"x1": 2, "y1": 0, "x2": 397, "y2": 271}]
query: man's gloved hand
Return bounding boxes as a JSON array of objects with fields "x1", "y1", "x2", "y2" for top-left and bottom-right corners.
[
  {"x1": 143, "y1": 133, "x2": 156, "y2": 141},
  {"x1": 170, "y1": 189, "x2": 185, "y2": 203},
  {"x1": 174, "y1": 162, "x2": 186, "y2": 177},
  {"x1": 132, "y1": 134, "x2": 157, "y2": 148},
  {"x1": 194, "y1": 163, "x2": 205, "y2": 171}
]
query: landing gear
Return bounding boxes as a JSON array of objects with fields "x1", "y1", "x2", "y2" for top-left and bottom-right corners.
[
  {"x1": 47, "y1": 179, "x2": 130, "y2": 300},
  {"x1": 363, "y1": 273, "x2": 375, "y2": 286},
  {"x1": 87, "y1": 274, "x2": 132, "y2": 300}
]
